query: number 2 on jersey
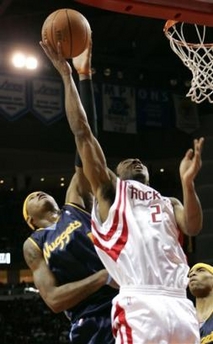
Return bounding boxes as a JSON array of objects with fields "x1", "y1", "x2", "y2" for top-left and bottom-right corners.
[{"x1": 150, "y1": 204, "x2": 162, "y2": 223}]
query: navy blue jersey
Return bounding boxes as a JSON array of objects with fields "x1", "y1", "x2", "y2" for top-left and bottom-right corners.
[
  {"x1": 29, "y1": 203, "x2": 117, "y2": 323},
  {"x1": 200, "y1": 313, "x2": 213, "y2": 344}
]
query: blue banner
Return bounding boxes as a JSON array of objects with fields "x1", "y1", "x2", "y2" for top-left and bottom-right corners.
[{"x1": 0, "y1": 73, "x2": 28, "y2": 121}]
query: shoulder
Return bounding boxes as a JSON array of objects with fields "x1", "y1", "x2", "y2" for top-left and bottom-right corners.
[
  {"x1": 169, "y1": 197, "x2": 183, "y2": 207},
  {"x1": 23, "y1": 237, "x2": 43, "y2": 269},
  {"x1": 23, "y1": 237, "x2": 42, "y2": 254}
]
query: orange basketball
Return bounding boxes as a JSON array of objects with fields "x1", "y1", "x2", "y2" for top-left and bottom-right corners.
[{"x1": 41, "y1": 8, "x2": 91, "y2": 58}]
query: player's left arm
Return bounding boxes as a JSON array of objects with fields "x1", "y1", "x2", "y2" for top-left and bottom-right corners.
[
  {"x1": 65, "y1": 168, "x2": 92, "y2": 211},
  {"x1": 65, "y1": 44, "x2": 96, "y2": 210},
  {"x1": 172, "y1": 137, "x2": 204, "y2": 236},
  {"x1": 23, "y1": 238, "x2": 116, "y2": 313}
]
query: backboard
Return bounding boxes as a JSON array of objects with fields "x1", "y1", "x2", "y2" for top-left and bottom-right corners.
[{"x1": 76, "y1": 0, "x2": 213, "y2": 26}]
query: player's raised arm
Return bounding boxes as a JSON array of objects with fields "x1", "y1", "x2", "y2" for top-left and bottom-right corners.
[
  {"x1": 40, "y1": 40, "x2": 116, "y2": 207},
  {"x1": 173, "y1": 137, "x2": 204, "y2": 236}
]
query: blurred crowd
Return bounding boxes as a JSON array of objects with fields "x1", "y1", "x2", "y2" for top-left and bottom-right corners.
[{"x1": 0, "y1": 285, "x2": 70, "y2": 344}]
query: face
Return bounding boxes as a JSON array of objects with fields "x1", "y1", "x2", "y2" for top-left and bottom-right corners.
[
  {"x1": 25, "y1": 191, "x2": 59, "y2": 228},
  {"x1": 188, "y1": 267, "x2": 213, "y2": 298},
  {"x1": 116, "y1": 158, "x2": 149, "y2": 184}
]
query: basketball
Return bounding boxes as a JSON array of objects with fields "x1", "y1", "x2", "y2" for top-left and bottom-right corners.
[{"x1": 41, "y1": 8, "x2": 91, "y2": 58}]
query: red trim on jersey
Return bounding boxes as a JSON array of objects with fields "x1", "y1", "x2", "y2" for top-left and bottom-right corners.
[
  {"x1": 178, "y1": 228, "x2": 184, "y2": 247},
  {"x1": 92, "y1": 180, "x2": 129, "y2": 261},
  {"x1": 113, "y1": 302, "x2": 133, "y2": 343}
]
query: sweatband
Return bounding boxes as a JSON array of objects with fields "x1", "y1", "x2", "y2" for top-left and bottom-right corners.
[
  {"x1": 190, "y1": 263, "x2": 213, "y2": 275},
  {"x1": 23, "y1": 192, "x2": 37, "y2": 230}
]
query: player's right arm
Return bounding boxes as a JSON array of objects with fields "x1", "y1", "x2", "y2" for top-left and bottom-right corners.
[
  {"x1": 23, "y1": 238, "x2": 113, "y2": 313},
  {"x1": 63, "y1": 73, "x2": 116, "y2": 222},
  {"x1": 40, "y1": 40, "x2": 116, "y2": 222}
]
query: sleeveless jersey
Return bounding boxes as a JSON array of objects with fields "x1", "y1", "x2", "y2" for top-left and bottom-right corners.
[
  {"x1": 91, "y1": 178, "x2": 189, "y2": 288},
  {"x1": 200, "y1": 312, "x2": 213, "y2": 344},
  {"x1": 29, "y1": 203, "x2": 117, "y2": 322}
]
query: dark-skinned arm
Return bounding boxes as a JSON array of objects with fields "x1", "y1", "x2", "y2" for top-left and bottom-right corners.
[{"x1": 23, "y1": 238, "x2": 111, "y2": 313}]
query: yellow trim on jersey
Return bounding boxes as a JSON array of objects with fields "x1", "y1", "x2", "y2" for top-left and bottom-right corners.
[
  {"x1": 87, "y1": 232, "x2": 94, "y2": 242},
  {"x1": 65, "y1": 202, "x2": 91, "y2": 215},
  {"x1": 201, "y1": 331, "x2": 213, "y2": 344},
  {"x1": 28, "y1": 237, "x2": 42, "y2": 252}
]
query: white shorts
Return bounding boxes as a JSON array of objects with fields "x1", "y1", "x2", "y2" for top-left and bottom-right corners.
[{"x1": 111, "y1": 286, "x2": 200, "y2": 344}]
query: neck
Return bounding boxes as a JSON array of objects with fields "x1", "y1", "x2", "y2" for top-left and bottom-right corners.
[
  {"x1": 196, "y1": 295, "x2": 213, "y2": 322},
  {"x1": 133, "y1": 177, "x2": 148, "y2": 185},
  {"x1": 38, "y1": 210, "x2": 60, "y2": 229}
]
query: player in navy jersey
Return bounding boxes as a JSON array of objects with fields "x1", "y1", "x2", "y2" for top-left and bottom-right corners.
[
  {"x1": 189, "y1": 263, "x2": 213, "y2": 344},
  {"x1": 23, "y1": 41, "x2": 118, "y2": 344},
  {"x1": 40, "y1": 37, "x2": 204, "y2": 344}
]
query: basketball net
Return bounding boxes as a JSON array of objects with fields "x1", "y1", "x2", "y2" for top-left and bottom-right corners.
[{"x1": 164, "y1": 20, "x2": 213, "y2": 104}]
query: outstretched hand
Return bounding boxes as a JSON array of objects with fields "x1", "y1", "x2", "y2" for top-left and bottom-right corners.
[
  {"x1": 39, "y1": 40, "x2": 72, "y2": 77},
  {"x1": 179, "y1": 137, "x2": 204, "y2": 184}
]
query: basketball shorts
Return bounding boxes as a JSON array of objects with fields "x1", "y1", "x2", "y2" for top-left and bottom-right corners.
[{"x1": 111, "y1": 286, "x2": 200, "y2": 344}]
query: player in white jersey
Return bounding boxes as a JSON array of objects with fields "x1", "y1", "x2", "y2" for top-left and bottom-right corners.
[
  {"x1": 92, "y1": 179, "x2": 189, "y2": 287},
  {"x1": 41, "y1": 39, "x2": 204, "y2": 344},
  {"x1": 92, "y1": 178, "x2": 199, "y2": 343}
]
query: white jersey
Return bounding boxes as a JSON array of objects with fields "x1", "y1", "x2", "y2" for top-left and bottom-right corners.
[
  {"x1": 91, "y1": 177, "x2": 189, "y2": 288},
  {"x1": 92, "y1": 178, "x2": 200, "y2": 343}
]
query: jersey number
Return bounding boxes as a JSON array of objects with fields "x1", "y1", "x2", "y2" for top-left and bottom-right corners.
[{"x1": 150, "y1": 204, "x2": 162, "y2": 223}]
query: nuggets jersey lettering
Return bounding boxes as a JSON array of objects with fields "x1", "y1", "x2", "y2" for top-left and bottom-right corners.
[
  {"x1": 200, "y1": 313, "x2": 213, "y2": 344},
  {"x1": 29, "y1": 203, "x2": 117, "y2": 322},
  {"x1": 92, "y1": 178, "x2": 189, "y2": 288}
]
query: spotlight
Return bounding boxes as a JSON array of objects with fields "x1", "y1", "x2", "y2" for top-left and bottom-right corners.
[
  {"x1": 11, "y1": 51, "x2": 38, "y2": 70},
  {"x1": 12, "y1": 53, "x2": 26, "y2": 68},
  {"x1": 26, "y1": 56, "x2": 38, "y2": 70}
]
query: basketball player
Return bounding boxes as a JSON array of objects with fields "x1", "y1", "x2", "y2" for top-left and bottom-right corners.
[
  {"x1": 23, "y1": 43, "x2": 117, "y2": 344},
  {"x1": 41, "y1": 39, "x2": 204, "y2": 343},
  {"x1": 189, "y1": 263, "x2": 213, "y2": 343}
]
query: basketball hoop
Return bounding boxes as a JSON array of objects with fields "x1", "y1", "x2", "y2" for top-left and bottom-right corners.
[{"x1": 164, "y1": 20, "x2": 213, "y2": 104}]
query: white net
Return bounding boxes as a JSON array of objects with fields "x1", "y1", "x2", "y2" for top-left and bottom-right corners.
[{"x1": 164, "y1": 20, "x2": 213, "y2": 104}]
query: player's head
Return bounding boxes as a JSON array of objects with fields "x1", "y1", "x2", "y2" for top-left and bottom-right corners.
[
  {"x1": 23, "y1": 191, "x2": 60, "y2": 230},
  {"x1": 188, "y1": 263, "x2": 213, "y2": 298},
  {"x1": 116, "y1": 158, "x2": 149, "y2": 185}
]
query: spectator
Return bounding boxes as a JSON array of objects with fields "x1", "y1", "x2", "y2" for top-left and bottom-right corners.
[{"x1": 189, "y1": 262, "x2": 213, "y2": 343}]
